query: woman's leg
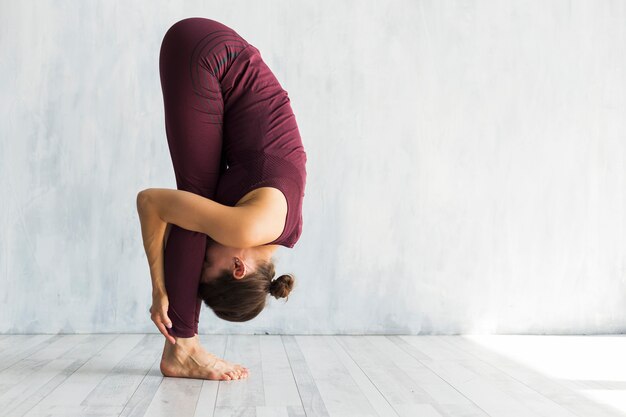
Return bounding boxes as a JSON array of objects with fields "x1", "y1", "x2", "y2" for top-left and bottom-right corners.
[{"x1": 159, "y1": 18, "x2": 248, "y2": 338}]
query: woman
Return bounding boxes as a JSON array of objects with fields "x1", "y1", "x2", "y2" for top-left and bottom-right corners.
[{"x1": 136, "y1": 17, "x2": 307, "y2": 381}]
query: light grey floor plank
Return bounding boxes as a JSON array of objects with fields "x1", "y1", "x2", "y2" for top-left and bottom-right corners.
[
  {"x1": 212, "y1": 402, "x2": 306, "y2": 416},
  {"x1": 82, "y1": 334, "x2": 163, "y2": 408},
  {"x1": 256, "y1": 406, "x2": 290, "y2": 417},
  {"x1": 2, "y1": 334, "x2": 626, "y2": 417},
  {"x1": 0, "y1": 335, "x2": 30, "y2": 354},
  {"x1": 0, "y1": 334, "x2": 89, "y2": 396},
  {"x1": 143, "y1": 376, "x2": 203, "y2": 417},
  {"x1": 259, "y1": 335, "x2": 301, "y2": 407},
  {"x1": 22, "y1": 334, "x2": 144, "y2": 417},
  {"x1": 213, "y1": 407, "x2": 256, "y2": 417},
  {"x1": 295, "y1": 335, "x2": 380, "y2": 417},
  {"x1": 383, "y1": 336, "x2": 491, "y2": 417},
  {"x1": 336, "y1": 335, "x2": 443, "y2": 417},
  {"x1": 381, "y1": 336, "x2": 485, "y2": 410},
  {"x1": 216, "y1": 335, "x2": 265, "y2": 408},
  {"x1": 0, "y1": 334, "x2": 58, "y2": 371},
  {"x1": 118, "y1": 352, "x2": 164, "y2": 417},
  {"x1": 286, "y1": 405, "x2": 307, "y2": 417},
  {"x1": 4, "y1": 334, "x2": 119, "y2": 417},
  {"x1": 194, "y1": 378, "x2": 220, "y2": 417},
  {"x1": 20, "y1": 404, "x2": 124, "y2": 416},
  {"x1": 431, "y1": 336, "x2": 582, "y2": 417},
  {"x1": 282, "y1": 336, "x2": 330, "y2": 417},
  {"x1": 328, "y1": 336, "x2": 399, "y2": 417},
  {"x1": 438, "y1": 335, "x2": 626, "y2": 417},
  {"x1": 400, "y1": 336, "x2": 566, "y2": 417}
]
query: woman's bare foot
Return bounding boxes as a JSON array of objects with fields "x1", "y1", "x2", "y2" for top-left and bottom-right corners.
[
  {"x1": 188, "y1": 334, "x2": 248, "y2": 375},
  {"x1": 159, "y1": 335, "x2": 249, "y2": 380},
  {"x1": 187, "y1": 334, "x2": 248, "y2": 378}
]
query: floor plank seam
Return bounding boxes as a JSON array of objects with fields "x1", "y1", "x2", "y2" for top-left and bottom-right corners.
[
  {"x1": 333, "y1": 335, "x2": 400, "y2": 417},
  {"x1": 435, "y1": 335, "x2": 592, "y2": 417},
  {"x1": 281, "y1": 335, "x2": 309, "y2": 417},
  {"x1": 386, "y1": 335, "x2": 493, "y2": 417}
]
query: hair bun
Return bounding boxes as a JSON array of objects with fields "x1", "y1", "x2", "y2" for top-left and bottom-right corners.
[{"x1": 269, "y1": 274, "x2": 295, "y2": 300}]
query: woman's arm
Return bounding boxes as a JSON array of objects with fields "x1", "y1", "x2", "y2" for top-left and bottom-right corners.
[
  {"x1": 137, "y1": 187, "x2": 263, "y2": 248},
  {"x1": 164, "y1": 222, "x2": 173, "y2": 248},
  {"x1": 136, "y1": 192, "x2": 169, "y2": 296},
  {"x1": 137, "y1": 192, "x2": 178, "y2": 343}
]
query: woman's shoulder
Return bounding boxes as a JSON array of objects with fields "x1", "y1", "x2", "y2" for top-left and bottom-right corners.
[
  {"x1": 235, "y1": 186, "x2": 289, "y2": 247},
  {"x1": 235, "y1": 186, "x2": 285, "y2": 209}
]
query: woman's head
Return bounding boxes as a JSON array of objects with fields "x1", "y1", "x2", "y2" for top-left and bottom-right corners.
[{"x1": 198, "y1": 240, "x2": 295, "y2": 322}]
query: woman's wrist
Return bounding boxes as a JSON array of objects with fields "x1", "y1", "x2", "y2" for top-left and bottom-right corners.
[{"x1": 152, "y1": 287, "x2": 167, "y2": 299}]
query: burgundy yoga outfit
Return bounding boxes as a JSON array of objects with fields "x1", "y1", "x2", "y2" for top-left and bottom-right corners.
[{"x1": 158, "y1": 17, "x2": 307, "y2": 338}]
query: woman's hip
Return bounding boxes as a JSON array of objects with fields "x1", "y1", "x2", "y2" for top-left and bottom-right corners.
[{"x1": 160, "y1": 17, "x2": 250, "y2": 82}]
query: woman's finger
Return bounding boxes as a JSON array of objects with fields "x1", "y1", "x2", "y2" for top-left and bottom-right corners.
[
  {"x1": 158, "y1": 321, "x2": 177, "y2": 345},
  {"x1": 153, "y1": 317, "x2": 168, "y2": 338},
  {"x1": 153, "y1": 316, "x2": 176, "y2": 344},
  {"x1": 161, "y1": 307, "x2": 173, "y2": 329}
]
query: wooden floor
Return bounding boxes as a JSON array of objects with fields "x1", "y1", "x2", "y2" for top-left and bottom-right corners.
[{"x1": 0, "y1": 334, "x2": 625, "y2": 417}]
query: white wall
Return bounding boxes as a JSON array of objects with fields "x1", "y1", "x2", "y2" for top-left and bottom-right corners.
[{"x1": 1, "y1": 0, "x2": 625, "y2": 335}]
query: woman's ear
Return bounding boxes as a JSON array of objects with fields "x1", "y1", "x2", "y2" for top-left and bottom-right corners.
[{"x1": 232, "y1": 257, "x2": 246, "y2": 279}]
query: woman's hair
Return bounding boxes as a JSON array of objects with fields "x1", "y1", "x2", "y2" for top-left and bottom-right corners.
[{"x1": 198, "y1": 258, "x2": 295, "y2": 322}]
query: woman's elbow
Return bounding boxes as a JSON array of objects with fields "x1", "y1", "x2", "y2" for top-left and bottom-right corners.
[{"x1": 136, "y1": 189, "x2": 153, "y2": 212}]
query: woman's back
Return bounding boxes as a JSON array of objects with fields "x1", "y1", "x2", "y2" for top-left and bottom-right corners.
[{"x1": 215, "y1": 43, "x2": 307, "y2": 248}]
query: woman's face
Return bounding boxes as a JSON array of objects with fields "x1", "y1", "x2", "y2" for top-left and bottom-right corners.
[
  {"x1": 201, "y1": 238, "x2": 249, "y2": 282},
  {"x1": 201, "y1": 237, "x2": 276, "y2": 282},
  {"x1": 202, "y1": 240, "x2": 230, "y2": 282}
]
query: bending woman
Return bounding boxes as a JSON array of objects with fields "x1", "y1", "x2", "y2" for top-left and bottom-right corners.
[{"x1": 136, "y1": 18, "x2": 307, "y2": 381}]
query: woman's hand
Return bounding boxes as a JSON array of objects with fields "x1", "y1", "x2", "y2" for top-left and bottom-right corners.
[{"x1": 150, "y1": 292, "x2": 176, "y2": 345}]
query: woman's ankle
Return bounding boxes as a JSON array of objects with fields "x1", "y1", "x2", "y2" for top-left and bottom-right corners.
[{"x1": 173, "y1": 334, "x2": 200, "y2": 350}]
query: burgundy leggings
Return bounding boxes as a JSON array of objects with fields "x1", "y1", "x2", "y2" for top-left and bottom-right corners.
[{"x1": 158, "y1": 18, "x2": 249, "y2": 337}]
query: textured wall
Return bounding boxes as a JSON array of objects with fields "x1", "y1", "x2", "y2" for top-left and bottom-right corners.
[{"x1": 1, "y1": 1, "x2": 625, "y2": 335}]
